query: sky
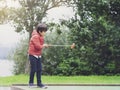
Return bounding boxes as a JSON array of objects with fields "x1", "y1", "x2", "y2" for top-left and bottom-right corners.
[
  {"x1": 46, "y1": 6, "x2": 74, "y2": 22},
  {"x1": 0, "y1": 24, "x2": 21, "y2": 46}
]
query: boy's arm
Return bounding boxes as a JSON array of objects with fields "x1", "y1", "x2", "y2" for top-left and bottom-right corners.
[{"x1": 31, "y1": 36, "x2": 44, "y2": 50}]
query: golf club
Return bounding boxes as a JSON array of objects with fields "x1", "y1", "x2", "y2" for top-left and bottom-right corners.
[{"x1": 49, "y1": 43, "x2": 75, "y2": 49}]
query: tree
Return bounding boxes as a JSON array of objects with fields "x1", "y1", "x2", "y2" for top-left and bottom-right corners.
[
  {"x1": 63, "y1": 0, "x2": 120, "y2": 75},
  {"x1": 109, "y1": 0, "x2": 120, "y2": 26},
  {"x1": 10, "y1": 0, "x2": 76, "y2": 74},
  {"x1": 42, "y1": 23, "x2": 72, "y2": 75},
  {"x1": 12, "y1": 38, "x2": 29, "y2": 75},
  {"x1": 11, "y1": 0, "x2": 75, "y2": 38},
  {"x1": 0, "y1": 0, "x2": 9, "y2": 24}
]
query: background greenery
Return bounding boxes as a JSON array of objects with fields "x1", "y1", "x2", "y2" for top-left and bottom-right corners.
[
  {"x1": 0, "y1": 0, "x2": 120, "y2": 76},
  {"x1": 66, "y1": 0, "x2": 120, "y2": 75},
  {"x1": 42, "y1": 0, "x2": 120, "y2": 75}
]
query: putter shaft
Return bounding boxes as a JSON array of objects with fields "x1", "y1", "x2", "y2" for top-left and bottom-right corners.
[{"x1": 50, "y1": 45, "x2": 71, "y2": 47}]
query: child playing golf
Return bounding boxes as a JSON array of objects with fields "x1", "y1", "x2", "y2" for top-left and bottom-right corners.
[{"x1": 28, "y1": 23, "x2": 48, "y2": 89}]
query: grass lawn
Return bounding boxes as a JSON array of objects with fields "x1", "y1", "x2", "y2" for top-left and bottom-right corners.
[{"x1": 0, "y1": 74, "x2": 120, "y2": 86}]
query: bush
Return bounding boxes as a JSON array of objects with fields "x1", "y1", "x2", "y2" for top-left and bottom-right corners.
[{"x1": 12, "y1": 38, "x2": 29, "y2": 75}]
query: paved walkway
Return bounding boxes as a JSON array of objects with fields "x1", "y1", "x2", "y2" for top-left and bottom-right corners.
[
  {"x1": 11, "y1": 85, "x2": 120, "y2": 90},
  {"x1": 0, "y1": 87, "x2": 10, "y2": 90}
]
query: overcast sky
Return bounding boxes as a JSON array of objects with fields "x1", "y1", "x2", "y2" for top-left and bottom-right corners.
[{"x1": 0, "y1": 24, "x2": 21, "y2": 46}]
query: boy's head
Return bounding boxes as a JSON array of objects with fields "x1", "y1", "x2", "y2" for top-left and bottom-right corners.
[{"x1": 36, "y1": 23, "x2": 47, "y2": 33}]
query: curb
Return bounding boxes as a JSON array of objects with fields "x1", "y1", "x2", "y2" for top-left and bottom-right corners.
[
  {"x1": 11, "y1": 84, "x2": 120, "y2": 90},
  {"x1": 12, "y1": 84, "x2": 120, "y2": 86}
]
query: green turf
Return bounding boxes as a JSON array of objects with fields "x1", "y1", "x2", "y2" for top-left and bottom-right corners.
[{"x1": 0, "y1": 74, "x2": 120, "y2": 86}]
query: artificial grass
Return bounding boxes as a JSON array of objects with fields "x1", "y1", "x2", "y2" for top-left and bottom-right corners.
[{"x1": 0, "y1": 74, "x2": 120, "y2": 86}]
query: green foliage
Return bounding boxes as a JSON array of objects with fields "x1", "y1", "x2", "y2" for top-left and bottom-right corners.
[
  {"x1": 109, "y1": 0, "x2": 120, "y2": 26},
  {"x1": 41, "y1": 0, "x2": 120, "y2": 75},
  {"x1": 0, "y1": 0, "x2": 10, "y2": 24},
  {"x1": 8, "y1": 0, "x2": 74, "y2": 75},
  {"x1": 9, "y1": 0, "x2": 74, "y2": 35},
  {"x1": 57, "y1": 58, "x2": 91, "y2": 75},
  {"x1": 42, "y1": 23, "x2": 71, "y2": 75},
  {"x1": 12, "y1": 38, "x2": 29, "y2": 75},
  {"x1": 8, "y1": 0, "x2": 120, "y2": 76},
  {"x1": 62, "y1": 0, "x2": 120, "y2": 75}
]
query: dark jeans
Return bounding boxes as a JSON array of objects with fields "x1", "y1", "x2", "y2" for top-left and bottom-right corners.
[{"x1": 29, "y1": 55, "x2": 42, "y2": 86}]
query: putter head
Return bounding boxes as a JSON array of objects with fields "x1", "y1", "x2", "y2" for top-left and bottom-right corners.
[{"x1": 71, "y1": 43, "x2": 75, "y2": 49}]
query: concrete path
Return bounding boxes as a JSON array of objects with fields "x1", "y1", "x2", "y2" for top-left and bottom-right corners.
[
  {"x1": 0, "y1": 87, "x2": 10, "y2": 90},
  {"x1": 11, "y1": 85, "x2": 120, "y2": 90}
]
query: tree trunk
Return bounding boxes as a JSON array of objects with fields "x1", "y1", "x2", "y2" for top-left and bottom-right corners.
[{"x1": 25, "y1": 31, "x2": 32, "y2": 74}]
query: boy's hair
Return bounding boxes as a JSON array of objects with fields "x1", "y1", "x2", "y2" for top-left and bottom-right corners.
[{"x1": 36, "y1": 23, "x2": 47, "y2": 33}]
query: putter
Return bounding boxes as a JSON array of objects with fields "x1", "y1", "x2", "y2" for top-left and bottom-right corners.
[{"x1": 49, "y1": 43, "x2": 75, "y2": 49}]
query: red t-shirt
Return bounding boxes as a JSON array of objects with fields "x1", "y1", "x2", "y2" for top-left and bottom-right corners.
[{"x1": 28, "y1": 30, "x2": 44, "y2": 56}]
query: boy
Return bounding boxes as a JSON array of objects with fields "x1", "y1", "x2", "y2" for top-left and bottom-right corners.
[{"x1": 28, "y1": 23, "x2": 48, "y2": 89}]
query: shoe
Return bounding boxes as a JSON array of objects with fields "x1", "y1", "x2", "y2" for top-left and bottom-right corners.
[
  {"x1": 28, "y1": 83, "x2": 36, "y2": 88},
  {"x1": 37, "y1": 84, "x2": 48, "y2": 89}
]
